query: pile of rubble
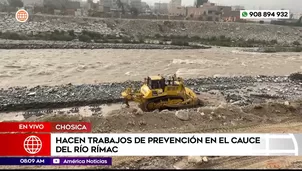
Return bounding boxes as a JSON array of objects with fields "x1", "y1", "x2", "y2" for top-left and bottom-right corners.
[{"x1": 0, "y1": 39, "x2": 205, "y2": 49}]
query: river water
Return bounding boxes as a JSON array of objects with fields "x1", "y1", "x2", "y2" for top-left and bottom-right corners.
[{"x1": 0, "y1": 47, "x2": 301, "y2": 88}]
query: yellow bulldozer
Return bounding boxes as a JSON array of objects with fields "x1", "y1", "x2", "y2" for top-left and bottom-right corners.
[{"x1": 121, "y1": 74, "x2": 203, "y2": 112}]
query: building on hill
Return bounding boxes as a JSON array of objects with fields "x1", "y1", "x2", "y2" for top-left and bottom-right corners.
[
  {"x1": 195, "y1": 0, "x2": 208, "y2": 8},
  {"x1": 169, "y1": 6, "x2": 186, "y2": 16},
  {"x1": 43, "y1": 0, "x2": 80, "y2": 15},
  {"x1": 154, "y1": 2, "x2": 168, "y2": 14},
  {"x1": 168, "y1": 0, "x2": 181, "y2": 10},
  {"x1": 231, "y1": 5, "x2": 244, "y2": 11},
  {"x1": 222, "y1": 10, "x2": 241, "y2": 22},
  {"x1": 43, "y1": 0, "x2": 80, "y2": 10}
]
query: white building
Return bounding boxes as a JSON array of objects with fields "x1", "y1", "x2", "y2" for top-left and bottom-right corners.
[
  {"x1": 169, "y1": 0, "x2": 181, "y2": 10},
  {"x1": 231, "y1": 5, "x2": 244, "y2": 11},
  {"x1": 154, "y1": 2, "x2": 168, "y2": 14}
]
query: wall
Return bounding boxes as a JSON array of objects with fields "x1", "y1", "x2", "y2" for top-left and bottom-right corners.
[
  {"x1": 195, "y1": 0, "x2": 208, "y2": 7},
  {"x1": 65, "y1": 9, "x2": 75, "y2": 16},
  {"x1": 187, "y1": 7, "x2": 206, "y2": 19},
  {"x1": 169, "y1": 7, "x2": 186, "y2": 16},
  {"x1": 223, "y1": 10, "x2": 240, "y2": 22}
]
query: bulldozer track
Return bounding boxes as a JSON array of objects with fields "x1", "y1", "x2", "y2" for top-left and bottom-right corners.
[{"x1": 143, "y1": 95, "x2": 185, "y2": 111}]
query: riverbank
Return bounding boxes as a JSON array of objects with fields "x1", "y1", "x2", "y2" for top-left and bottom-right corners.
[
  {"x1": 1, "y1": 13, "x2": 301, "y2": 48},
  {"x1": 1, "y1": 75, "x2": 301, "y2": 112}
]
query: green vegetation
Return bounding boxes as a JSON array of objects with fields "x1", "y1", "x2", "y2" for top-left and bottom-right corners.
[
  {"x1": 121, "y1": 37, "x2": 131, "y2": 43},
  {"x1": 47, "y1": 30, "x2": 74, "y2": 41},
  {"x1": 0, "y1": 31, "x2": 28, "y2": 40},
  {"x1": 0, "y1": 30, "x2": 300, "y2": 52},
  {"x1": 78, "y1": 35, "x2": 91, "y2": 43},
  {"x1": 260, "y1": 46, "x2": 302, "y2": 53},
  {"x1": 149, "y1": 34, "x2": 279, "y2": 47},
  {"x1": 171, "y1": 39, "x2": 189, "y2": 46},
  {"x1": 293, "y1": 41, "x2": 301, "y2": 46}
]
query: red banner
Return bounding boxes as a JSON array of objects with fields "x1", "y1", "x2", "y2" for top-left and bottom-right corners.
[
  {"x1": 0, "y1": 134, "x2": 50, "y2": 156},
  {"x1": 0, "y1": 122, "x2": 91, "y2": 133},
  {"x1": 51, "y1": 122, "x2": 91, "y2": 133}
]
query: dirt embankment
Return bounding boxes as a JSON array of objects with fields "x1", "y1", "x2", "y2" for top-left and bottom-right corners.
[{"x1": 0, "y1": 13, "x2": 301, "y2": 48}]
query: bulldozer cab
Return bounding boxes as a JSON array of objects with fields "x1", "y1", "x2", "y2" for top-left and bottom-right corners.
[
  {"x1": 147, "y1": 76, "x2": 165, "y2": 90},
  {"x1": 146, "y1": 75, "x2": 183, "y2": 92}
]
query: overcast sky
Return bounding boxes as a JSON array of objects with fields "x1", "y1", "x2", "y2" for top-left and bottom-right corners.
[{"x1": 143, "y1": 0, "x2": 302, "y2": 13}]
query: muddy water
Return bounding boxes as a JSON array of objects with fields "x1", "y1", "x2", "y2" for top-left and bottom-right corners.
[
  {"x1": 0, "y1": 103, "x2": 127, "y2": 122},
  {"x1": 0, "y1": 113, "x2": 25, "y2": 122},
  {"x1": 0, "y1": 47, "x2": 302, "y2": 88}
]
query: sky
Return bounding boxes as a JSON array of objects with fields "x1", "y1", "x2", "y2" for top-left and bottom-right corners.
[{"x1": 143, "y1": 0, "x2": 302, "y2": 13}]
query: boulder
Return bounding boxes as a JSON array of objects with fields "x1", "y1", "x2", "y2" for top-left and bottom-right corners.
[
  {"x1": 188, "y1": 156, "x2": 203, "y2": 164},
  {"x1": 175, "y1": 110, "x2": 189, "y2": 121}
]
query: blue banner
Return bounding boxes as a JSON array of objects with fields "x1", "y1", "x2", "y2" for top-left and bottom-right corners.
[
  {"x1": 0, "y1": 157, "x2": 112, "y2": 165},
  {"x1": 51, "y1": 157, "x2": 112, "y2": 165},
  {"x1": 0, "y1": 157, "x2": 51, "y2": 165}
]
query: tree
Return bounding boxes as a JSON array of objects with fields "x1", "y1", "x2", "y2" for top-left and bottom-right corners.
[
  {"x1": 116, "y1": 0, "x2": 125, "y2": 14},
  {"x1": 7, "y1": 0, "x2": 23, "y2": 8},
  {"x1": 130, "y1": 7, "x2": 138, "y2": 16}
]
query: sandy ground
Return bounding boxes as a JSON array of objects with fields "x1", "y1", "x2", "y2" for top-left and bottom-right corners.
[{"x1": 0, "y1": 47, "x2": 302, "y2": 88}]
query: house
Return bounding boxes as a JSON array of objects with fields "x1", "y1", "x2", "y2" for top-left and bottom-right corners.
[
  {"x1": 169, "y1": 6, "x2": 186, "y2": 16},
  {"x1": 222, "y1": 10, "x2": 241, "y2": 22}
]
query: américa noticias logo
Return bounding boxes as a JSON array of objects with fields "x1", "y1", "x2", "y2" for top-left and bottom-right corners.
[
  {"x1": 23, "y1": 135, "x2": 43, "y2": 154},
  {"x1": 15, "y1": 9, "x2": 29, "y2": 22}
]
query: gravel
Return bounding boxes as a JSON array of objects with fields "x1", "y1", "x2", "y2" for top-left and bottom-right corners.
[
  {"x1": 289, "y1": 72, "x2": 302, "y2": 82},
  {"x1": 0, "y1": 76, "x2": 301, "y2": 112}
]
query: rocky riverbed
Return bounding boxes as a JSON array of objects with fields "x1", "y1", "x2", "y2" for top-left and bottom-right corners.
[
  {"x1": 1, "y1": 13, "x2": 302, "y2": 45},
  {"x1": 1, "y1": 75, "x2": 301, "y2": 112},
  {"x1": 0, "y1": 39, "x2": 210, "y2": 49}
]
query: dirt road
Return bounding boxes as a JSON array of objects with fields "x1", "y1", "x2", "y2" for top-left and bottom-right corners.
[{"x1": 0, "y1": 47, "x2": 301, "y2": 88}]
